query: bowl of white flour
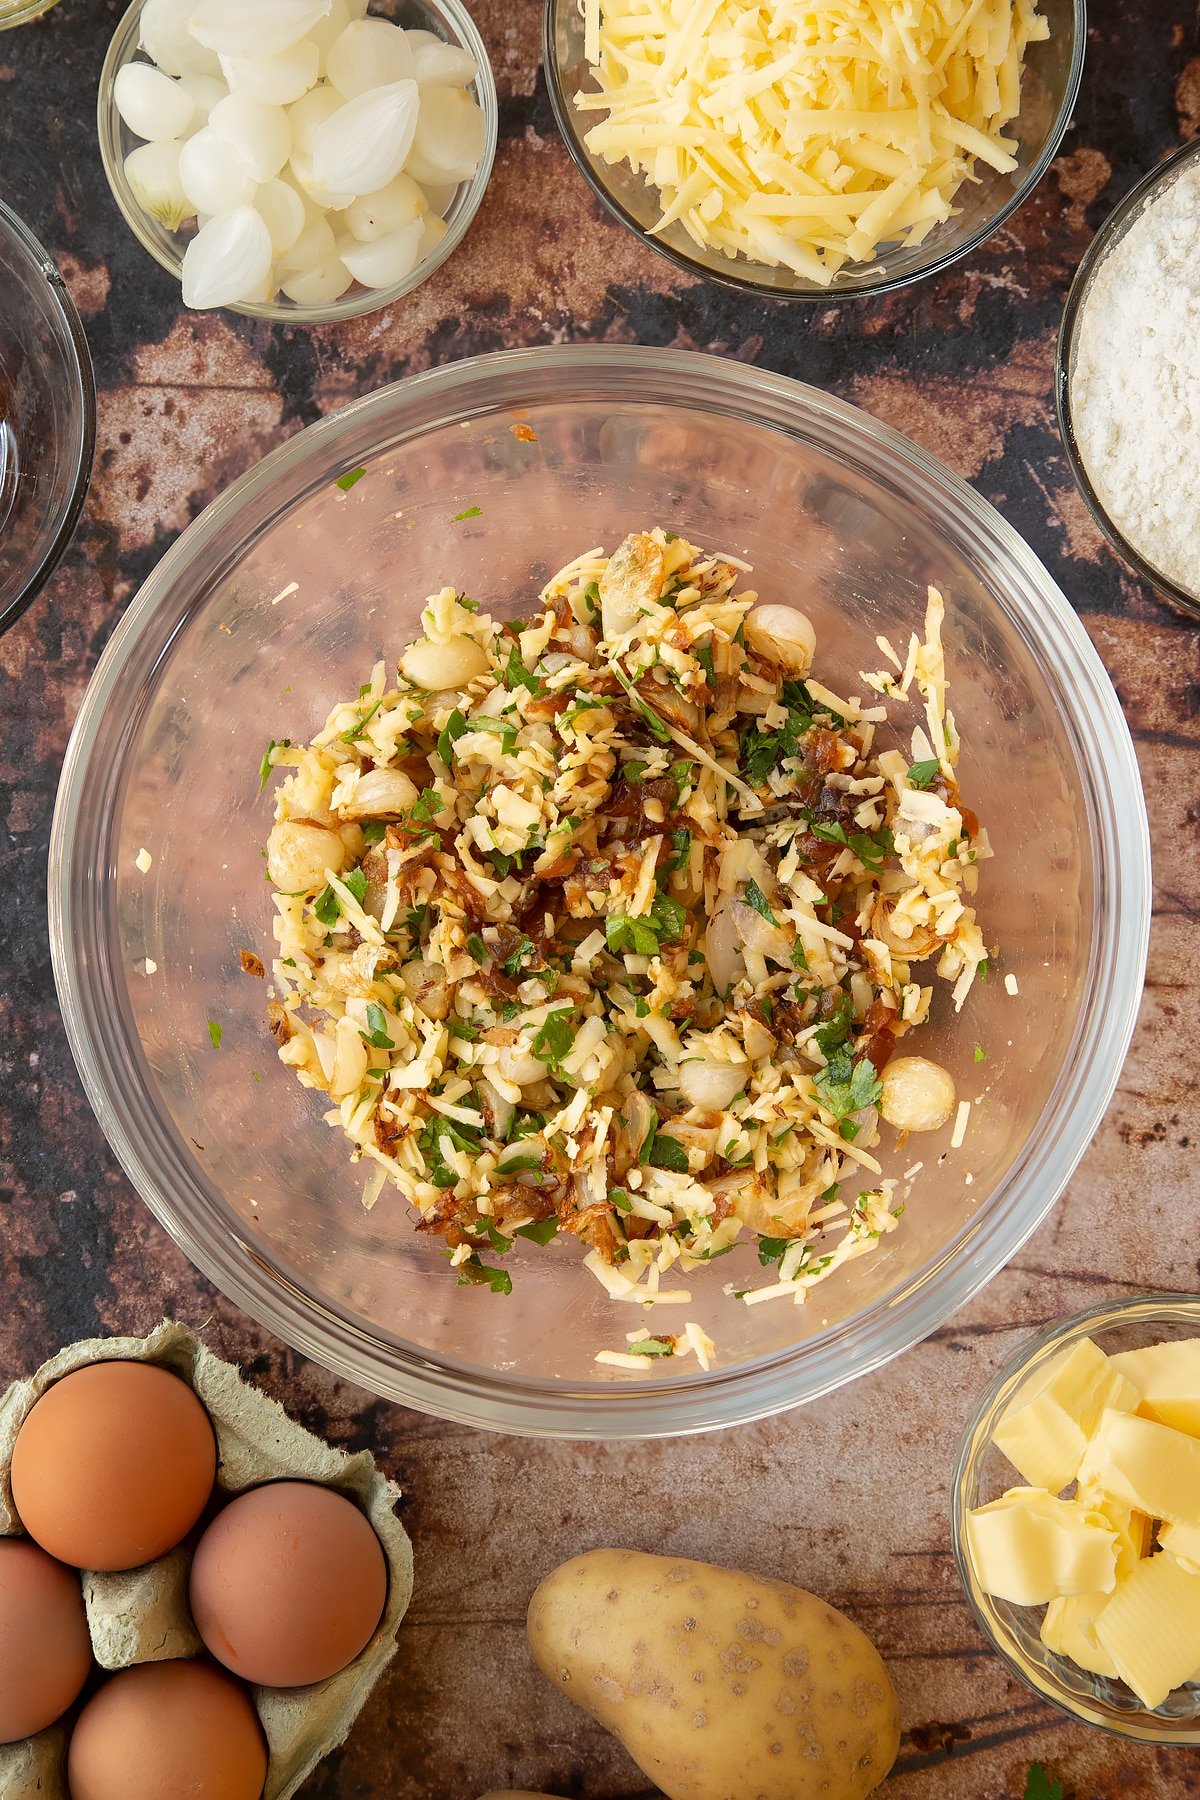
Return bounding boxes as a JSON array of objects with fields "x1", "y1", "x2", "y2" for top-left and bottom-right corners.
[{"x1": 1057, "y1": 139, "x2": 1200, "y2": 613}]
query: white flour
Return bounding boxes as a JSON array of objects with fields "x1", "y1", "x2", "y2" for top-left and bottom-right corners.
[{"x1": 1070, "y1": 160, "x2": 1200, "y2": 598}]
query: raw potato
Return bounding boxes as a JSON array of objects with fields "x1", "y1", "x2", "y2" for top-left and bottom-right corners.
[{"x1": 527, "y1": 1550, "x2": 898, "y2": 1800}]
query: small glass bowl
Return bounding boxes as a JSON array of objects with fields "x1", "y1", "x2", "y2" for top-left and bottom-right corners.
[
  {"x1": 0, "y1": 0, "x2": 60, "y2": 28},
  {"x1": 542, "y1": 0, "x2": 1085, "y2": 300},
  {"x1": 951, "y1": 1295, "x2": 1200, "y2": 1743},
  {"x1": 0, "y1": 196, "x2": 96, "y2": 634},
  {"x1": 1056, "y1": 139, "x2": 1200, "y2": 617},
  {"x1": 97, "y1": 0, "x2": 498, "y2": 324}
]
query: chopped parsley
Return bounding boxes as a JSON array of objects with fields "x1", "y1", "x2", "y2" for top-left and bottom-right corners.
[
  {"x1": 814, "y1": 1047, "x2": 883, "y2": 1141},
  {"x1": 340, "y1": 697, "x2": 382, "y2": 742},
  {"x1": 647, "y1": 1132, "x2": 689, "y2": 1173},
  {"x1": 257, "y1": 737, "x2": 290, "y2": 793},
  {"x1": 628, "y1": 1337, "x2": 674, "y2": 1357},
  {"x1": 503, "y1": 643, "x2": 541, "y2": 694},
  {"x1": 1024, "y1": 1767, "x2": 1063, "y2": 1800},
  {"x1": 696, "y1": 640, "x2": 715, "y2": 683},
  {"x1": 451, "y1": 506, "x2": 482, "y2": 521},
  {"x1": 757, "y1": 1237, "x2": 791, "y2": 1267},
  {"x1": 342, "y1": 866, "x2": 368, "y2": 905},
  {"x1": 361, "y1": 821, "x2": 387, "y2": 845},
  {"x1": 465, "y1": 933, "x2": 488, "y2": 964},
  {"x1": 906, "y1": 757, "x2": 940, "y2": 789},
  {"x1": 411, "y1": 788, "x2": 443, "y2": 824},
  {"x1": 739, "y1": 678, "x2": 815, "y2": 784},
  {"x1": 455, "y1": 1253, "x2": 511, "y2": 1294},
  {"x1": 501, "y1": 935, "x2": 536, "y2": 978},
  {"x1": 813, "y1": 990, "x2": 855, "y2": 1057},
  {"x1": 437, "y1": 708, "x2": 469, "y2": 765},
  {"x1": 361, "y1": 1003, "x2": 394, "y2": 1050},
  {"x1": 515, "y1": 1217, "x2": 558, "y2": 1245},
  {"x1": 611, "y1": 664, "x2": 672, "y2": 744},
  {"x1": 744, "y1": 878, "x2": 776, "y2": 923},
  {"x1": 805, "y1": 813, "x2": 895, "y2": 872},
  {"x1": 206, "y1": 1020, "x2": 223, "y2": 1049},
  {"x1": 974, "y1": 1043, "x2": 988, "y2": 1063},
  {"x1": 531, "y1": 1008, "x2": 575, "y2": 1071},
  {"x1": 314, "y1": 884, "x2": 341, "y2": 927},
  {"x1": 609, "y1": 1187, "x2": 632, "y2": 1213},
  {"x1": 335, "y1": 467, "x2": 366, "y2": 491}
]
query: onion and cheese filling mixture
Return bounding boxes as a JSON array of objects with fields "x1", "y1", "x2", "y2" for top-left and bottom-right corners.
[
  {"x1": 260, "y1": 531, "x2": 990, "y2": 1314},
  {"x1": 575, "y1": 0, "x2": 1050, "y2": 284}
]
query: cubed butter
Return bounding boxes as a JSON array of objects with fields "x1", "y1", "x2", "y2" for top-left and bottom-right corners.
[
  {"x1": 965, "y1": 1487, "x2": 1118, "y2": 1606},
  {"x1": 1111, "y1": 1338, "x2": 1200, "y2": 1438},
  {"x1": 1159, "y1": 1520, "x2": 1200, "y2": 1577},
  {"x1": 1078, "y1": 1409, "x2": 1200, "y2": 1529},
  {"x1": 1041, "y1": 1592, "x2": 1120, "y2": 1679},
  {"x1": 1075, "y1": 1477, "x2": 1152, "y2": 1580},
  {"x1": 1094, "y1": 1553, "x2": 1200, "y2": 1710},
  {"x1": 992, "y1": 1338, "x2": 1139, "y2": 1493}
]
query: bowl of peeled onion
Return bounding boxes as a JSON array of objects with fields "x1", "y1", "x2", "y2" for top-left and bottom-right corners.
[{"x1": 97, "y1": 0, "x2": 497, "y2": 321}]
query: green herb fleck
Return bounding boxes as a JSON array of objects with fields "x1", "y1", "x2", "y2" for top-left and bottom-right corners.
[
  {"x1": 1024, "y1": 1767, "x2": 1063, "y2": 1800},
  {"x1": 314, "y1": 885, "x2": 340, "y2": 927},
  {"x1": 503, "y1": 642, "x2": 541, "y2": 694},
  {"x1": 466, "y1": 932, "x2": 488, "y2": 964},
  {"x1": 978, "y1": 957, "x2": 990, "y2": 981},
  {"x1": 335, "y1": 467, "x2": 366, "y2": 491},
  {"x1": 451, "y1": 506, "x2": 482, "y2": 522},
  {"x1": 628, "y1": 1337, "x2": 674, "y2": 1357},
  {"x1": 340, "y1": 697, "x2": 382, "y2": 742},
  {"x1": 361, "y1": 1002, "x2": 394, "y2": 1050},
  {"x1": 257, "y1": 738, "x2": 290, "y2": 793},
  {"x1": 455, "y1": 1253, "x2": 511, "y2": 1294},
  {"x1": 206, "y1": 1020, "x2": 223, "y2": 1049},
  {"x1": 757, "y1": 1236, "x2": 789, "y2": 1267},
  {"x1": 501, "y1": 935, "x2": 536, "y2": 979},
  {"x1": 343, "y1": 867, "x2": 368, "y2": 905},
  {"x1": 361, "y1": 821, "x2": 387, "y2": 845},
  {"x1": 974, "y1": 1044, "x2": 988, "y2": 1064},
  {"x1": 648, "y1": 1133, "x2": 689, "y2": 1173},
  {"x1": 906, "y1": 757, "x2": 940, "y2": 789},
  {"x1": 531, "y1": 1009, "x2": 575, "y2": 1070},
  {"x1": 437, "y1": 708, "x2": 468, "y2": 765},
  {"x1": 814, "y1": 1047, "x2": 883, "y2": 1141},
  {"x1": 744, "y1": 878, "x2": 777, "y2": 924},
  {"x1": 515, "y1": 1217, "x2": 558, "y2": 1245},
  {"x1": 696, "y1": 641, "x2": 715, "y2": 683}
]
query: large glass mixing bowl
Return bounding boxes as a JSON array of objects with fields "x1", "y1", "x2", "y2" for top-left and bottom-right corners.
[{"x1": 49, "y1": 347, "x2": 1150, "y2": 1438}]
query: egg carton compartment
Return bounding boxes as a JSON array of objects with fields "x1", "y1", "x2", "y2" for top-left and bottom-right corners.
[{"x1": 0, "y1": 1320, "x2": 414, "y2": 1800}]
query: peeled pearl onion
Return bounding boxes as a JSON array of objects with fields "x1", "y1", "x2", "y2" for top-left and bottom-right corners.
[
  {"x1": 114, "y1": 63, "x2": 196, "y2": 141},
  {"x1": 288, "y1": 82, "x2": 342, "y2": 153},
  {"x1": 219, "y1": 41, "x2": 319, "y2": 106},
  {"x1": 404, "y1": 84, "x2": 485, "y2": 185},
  {"x1": 416, "y1": 212, "x2": 447, "y2": 259},
  {"x1": 342, "y1": 171, "x2": 426, "y2": 241},
  {"x1": 341, "y1": 767, "x2": 419, "y2": 817},
  {"x1": 123, "y1": 139, "x2": 191, "y2": 231},
  {"x1": 743, "y1": 603, "x2": 816, "y2": 676},
  {"x1": 266, "y1": 819, "x2": 346, "y2": 892},
  {"x1": 253, "y1": 177, "x2": 307, "y2": 253},
  {"x1": 280, "y1": 257, "x2": 352, "y2": 304},
  {"x1": 325, "y1": 18, "x2": 414, "y2": 98},
  {"x1": 678, "y1": 1058, "x2": 749, "y2": 1111},
  {"x1": 879, "y1": 1057, "x2": 957, "y2": 1133},
  {"x1": 339, "y1": 218, "x2": 422, "y2": 288},
  {"x1": 209, "y1": 93, "x2": 292, "y2": 181},
  {"x1": 409, "y1": 38, "x2": 478, "y2": 87},
  {"x1": 181, "y1": 205, "x2": 272, "y2": 308},
  {"x1": 138, "y1": 0, "x2": 222, "y2": 77},
  {"x1": 312, "y1": 79, "x2": 419, "y2": 196},
  {"x1": 178, "y1": 126, "x2": 257, "y2": 213},
  {"x1": 189, "y1": 0, "x2": 333, "y2": 57},
  {"x1": 277, "y1": 213, "x2": 336, "y2": 272},
  {"x1": 177, "y1": 71, "x2": 228, "y2": 126},
  {"x1": 400, "y1": 636, "x2": 489, "y2": 690}
]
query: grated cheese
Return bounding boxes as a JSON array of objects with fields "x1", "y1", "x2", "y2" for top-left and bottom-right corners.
[
  {"x1": 135, "y1": 847, "x2": 153, "y2": 873},
  {"x1": 1005, "y1": 971, "x2": 1020, "y2": 995},
  {"x1": 951, "y1": 1098, "x2": 971, "y2": 1149},
  {"x1": 576, "y1": 0, "x2": 1048, "y2": 281}
]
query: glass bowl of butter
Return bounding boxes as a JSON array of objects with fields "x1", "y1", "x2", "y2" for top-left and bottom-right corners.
[
  {"x1": 952, "y1": 1295, "x2": 1200, "y2": 1742},
  {"x1": 542, "y1": 0, "x2": 1085, "y2": 299}
]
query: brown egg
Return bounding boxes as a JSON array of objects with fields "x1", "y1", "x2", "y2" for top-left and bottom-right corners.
[
  {"x1": 67, "y1": 1660, "x2": 266, "y2": 1800},
  {"x1": 0, "y1": 1537, "x2": 92, "y2": 1743},
  {"x1": 11, "y1": 1361, "x2": 216, "y2": 1571},
  {"x1": 189, "y1": 1481, "x2": 386, "y2": 1687}
]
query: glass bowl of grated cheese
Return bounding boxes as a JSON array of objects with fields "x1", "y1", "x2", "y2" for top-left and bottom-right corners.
[
  {"x1": 49, "y1": 346, "x2": 1147, "y2": 1437},
  {"x1": 543, "y1": 0, "x2": 1085, "y2": 298}
]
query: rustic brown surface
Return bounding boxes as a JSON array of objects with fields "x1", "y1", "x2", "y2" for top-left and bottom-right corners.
[{"x1": 1, "y1": 1, "x2": 1200, "y2": 1796}]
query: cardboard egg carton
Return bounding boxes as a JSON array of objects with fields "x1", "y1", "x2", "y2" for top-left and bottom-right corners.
[{"x1": 0, "y1": 1320, "x2": 413, "y2": 1800}]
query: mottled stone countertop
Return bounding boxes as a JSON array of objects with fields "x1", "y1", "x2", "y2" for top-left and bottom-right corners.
[{"x1": 1, "y1": 0, "x2": 1199, "y2": 1795}]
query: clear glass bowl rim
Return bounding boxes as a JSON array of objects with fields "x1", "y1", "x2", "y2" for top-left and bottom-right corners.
[
  {"x1": 1055, "y1": 137, "x2": 1200, "y2": 618},
  {"x1": 0, "y1": 0, "x2": 61, "y2": 29},
  {"x1": 96, "y1": 0, "x2": 499, "y2": 325},
  {"x1": 950, "y1": 1294, "x2": 1200, "y2": 1742},
  {"x1": 0, "y1": 194, "x2": 96, "y2": 635},
  {"x1": 541, "y1": 0, "x2": 1087, "y2": 301},
  {"x1": 48, "y1": 344, "x2": 1151, "y2": 1438}
]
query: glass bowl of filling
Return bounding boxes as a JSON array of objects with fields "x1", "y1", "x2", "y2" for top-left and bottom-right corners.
[
  {"x1": 97, "y1": 0, "x2": 497, "y2": 322},
  {"x1": 952, "y1": 1296, "x2": 1200, "y2": 1742},
  {"x1": 49, "y1": 345, "x2": 1149, "y2": 1437},
  {"x1": 542, "y1": 0, "x2": 1085, "y2": 299},
  {"x1": 1056, "y1": 139, "x2": 1200, "y2": 617},
  {"x1": 0, "y1": 196, "x2": 96, "y2": 635}
]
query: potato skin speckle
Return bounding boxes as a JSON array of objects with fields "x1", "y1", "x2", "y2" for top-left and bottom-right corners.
[{"x1": 526, "y1": 1550, "x2": 899, "y2": 1800}]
